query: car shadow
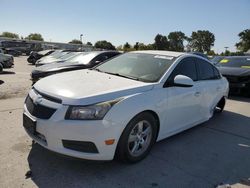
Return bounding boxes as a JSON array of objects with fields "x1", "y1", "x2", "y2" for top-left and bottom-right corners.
[
  {"x1": 27, "y1": 110, "x2": 250, "y2": 188},
  {"x1": 0, "y1": 70, "x2": 15, "y2": 75},
  {"x1": 0, "y1": 80, "x2": 4, "y2": 85}
]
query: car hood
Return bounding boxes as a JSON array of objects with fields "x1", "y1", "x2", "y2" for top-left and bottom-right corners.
[
  {"x1": 218, "y1": 67, "x2": 250, "y2": 77},
  {"x1": 33, "y1": 61, "x2": 81, "y2": 72},
  {"x1": 34, "y1": 70, "x2": 155, "y2": 105},
  {"x1": 0, "y1": 53, "x2": 12, "y2": 61}
]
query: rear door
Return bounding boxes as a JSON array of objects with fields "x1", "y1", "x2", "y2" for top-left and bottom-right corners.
[{"x1": 195, "y1": 58, "x2": 223, "y2": 119}]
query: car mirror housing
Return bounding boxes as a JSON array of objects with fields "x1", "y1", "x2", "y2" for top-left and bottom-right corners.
[{"x1": 172, "y1": 75, "x2": 194, "y2": 87}]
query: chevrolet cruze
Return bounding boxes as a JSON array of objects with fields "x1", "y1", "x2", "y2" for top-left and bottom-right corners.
[{"x1": 23, "y1": 51, "x2": 229, "y2": 163}]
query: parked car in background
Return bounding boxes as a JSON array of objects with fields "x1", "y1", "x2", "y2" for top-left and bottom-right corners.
[
  {"x1": 0, "y1": 63, "x2": 3, "y2": 73},
  {"x1": 31, "y1": 51, "x2": 121, "y2": 83},
  {"x1": 27, "y1": 50, "x2": 55, "y2": 64},
  {"x1": 23, "y1": 50, "x2": 228, "y2": 163},
  {"x1": 216, "y1": 56, "x2": 250, "y2": 95},
  {"x1": 0, "y1": 40, "x2": 42, "y2": 55},
  {"x1": 0, "y1": 52, "x2": 14, "y2": 68},
  {"x1": 35, "y1": 50, "x2": 76, "y2": 67},
  {"x1": 2, "y1": 48, "x2": 22, "y2": 56},
  {"x1": 210, "y1": 56, "x2": 224, "y2": 65}
]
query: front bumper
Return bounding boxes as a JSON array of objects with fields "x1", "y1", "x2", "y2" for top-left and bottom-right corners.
[
  {"x1": 1, "y1": 59, "x2": 14, "y2": 68},
  {"x1": 23, "y1": 90, "x2": 123, "y2": 160}
]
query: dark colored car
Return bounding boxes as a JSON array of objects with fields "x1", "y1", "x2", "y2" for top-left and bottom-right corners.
[
  {"x1": 27, "y1": 50, "x2": 55, "y2": 64},
  {"x1": 31, "y1": 51, "x2": 121, "y2": 83},
  {"x1": 217, "y1": 56, "x2": 250, "y2": 95},
  {"x1": 210, "y1": 56, "x2": 224, "y2": 65},
  {"x1": 3, "y1": 48, "x2": 22, "y2": 56},
  {"x1": 0, "y1": 63, "x2": 3, "y2": 73},
  {"x1": 0, "y1": 53, "x2": 14, "y2": 68}
]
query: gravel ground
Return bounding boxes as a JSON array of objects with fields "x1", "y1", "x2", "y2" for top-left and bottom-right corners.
[
  {"x1": 0, "y1": 56, "x2": 250, "y2": 188},
  {"x1": 0, "y1": 56, "x2": 33, "y2": 99}
]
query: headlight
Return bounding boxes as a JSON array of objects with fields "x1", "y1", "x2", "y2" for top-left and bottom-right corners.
[{"x1": 65, "y1": 99, "x2": 122, "y2": 120}]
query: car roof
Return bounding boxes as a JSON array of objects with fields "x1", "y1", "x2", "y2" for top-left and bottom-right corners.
[{"x1": 130, "y1": 50, "x2": 185, "y2": 57}]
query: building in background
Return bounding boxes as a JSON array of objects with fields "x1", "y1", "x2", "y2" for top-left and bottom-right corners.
[{"x1": 0, "y1": 37, "x2": 93, "y2": 55}]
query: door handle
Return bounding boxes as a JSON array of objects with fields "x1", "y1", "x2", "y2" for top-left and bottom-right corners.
[{"x1": 194, "y1": 92, "x2": 201, "y2": 97}]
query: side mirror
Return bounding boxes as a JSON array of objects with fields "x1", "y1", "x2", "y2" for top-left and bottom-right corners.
[{"x1": 173, "y1": 75, "x2": 194, "y2": 87}]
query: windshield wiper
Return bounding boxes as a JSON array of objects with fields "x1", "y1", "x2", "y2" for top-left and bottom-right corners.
[
  {"x1": 90, "y1": 68, "x2": 149, "y2": 82},
  {"x1": 103, "y1": 72, "x2": 143, "y2": 81}
]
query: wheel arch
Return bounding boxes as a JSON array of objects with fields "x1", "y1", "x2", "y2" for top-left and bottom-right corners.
[
  {"x1": 116, "y1": 109, "x2": 161, "y2": 146},
  {"x1": 114, "y1": 109, "x2": 161, "y2": 161}
]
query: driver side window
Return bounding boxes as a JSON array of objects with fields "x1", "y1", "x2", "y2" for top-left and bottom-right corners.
[{"x1": 169, "y1": 57, "x2": 198, "y2": 82}]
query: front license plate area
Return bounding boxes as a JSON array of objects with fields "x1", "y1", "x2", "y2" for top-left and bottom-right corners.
[{"x1": 23, "y1": 113, "x2": 37, "y2": 135}]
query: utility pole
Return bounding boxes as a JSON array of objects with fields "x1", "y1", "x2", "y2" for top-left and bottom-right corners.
[{"x1": 80, "y1": 34, "x2": 83, "y2": 51}]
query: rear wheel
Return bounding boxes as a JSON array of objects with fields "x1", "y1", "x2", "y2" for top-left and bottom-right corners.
[
  {"x1": 116, "y1": 112, "x2": 157, "y2": 163},
  {"x1": 216, "y1": 97, "x2": 225, "y2": 113},
  {"x1": 0, "y1": 63, "x2": 3, "y2": 72}
]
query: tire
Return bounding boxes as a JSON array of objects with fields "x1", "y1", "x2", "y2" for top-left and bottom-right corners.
[
  {"x1": 215, "y1": 97, "x2": 225, "y2": 113},
  {"x1": 116, "y1": 112, "x2": 158, "y2": 163},
  {"x1": 0, "y1": 63, "x2": 3, "y2": 72}
]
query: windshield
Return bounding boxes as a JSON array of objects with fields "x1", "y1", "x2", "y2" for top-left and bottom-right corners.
[
  {"x1": 218, "y1": 57, "x2": 250, "y2": 68},
  {"x1": 59, "y1": 52, "x2": 79, "y2": 60},
  {"x1": 67, "y1": 52, "x2": 97, "y2": 64},
  {"x1": 95, "y1": 53, "x2": 175, "y2": 82},
  {"x1": 211, "y1": 56, "x2": 224, "y2": 64},
  {"x1": 38, "y1": 50, "x2": 51, "y2": 55},
  {"x1": 49, "y1": 51, "x2": 68, "y2": 58}
]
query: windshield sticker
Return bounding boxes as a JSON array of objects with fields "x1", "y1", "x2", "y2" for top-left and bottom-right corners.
[
  {"x1": 220, "y1": 59, "x2": 229, "y2": 63},
  {"x1": 154, "y1": 55, "x2": 174, "y2": 60},
  {"x1": 241, "y1": 66, "x2": 250, "y2": 69}
]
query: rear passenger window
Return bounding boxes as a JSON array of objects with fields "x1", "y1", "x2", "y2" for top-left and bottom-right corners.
[
  {"x1": 169, "y1": 57, "x2": 198, "y2": 81},
  {"x1": 213, "y1": 67, "x2": 221, "y2": 79},
  {"x1": 197, "y1": 59, "x2": 218, "y2": 80}
]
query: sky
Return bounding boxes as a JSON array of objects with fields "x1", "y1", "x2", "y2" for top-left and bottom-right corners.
[{"x1": 0, "y1": 0, "x2": 250, "y2": 53}]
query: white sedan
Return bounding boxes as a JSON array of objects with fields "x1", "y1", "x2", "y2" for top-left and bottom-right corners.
[{"x1": 23, "y1": 50, "x2": 229, "y2": 163}]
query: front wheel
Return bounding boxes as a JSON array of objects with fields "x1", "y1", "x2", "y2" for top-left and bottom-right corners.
[{"x1": 116, "y1": 112, "x2": 158, "y2": 163}]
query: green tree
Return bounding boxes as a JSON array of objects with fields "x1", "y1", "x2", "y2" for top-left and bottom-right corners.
[
  {"x1": 94, "y1": 40, "x2": 115, "y2": 50},
  {"x1": 153, "y1": 34, "x2": 169, "y2": 50},
  {"x1": 123, "y1": 42, "x2": 131, "y2": 51},
  {"x1": 116, "y1": 45, "x2": 123, "y2": 51},
  {"x1": 189, "y1": 30, "x2": 215, "y2": 53},
  {"x1": 25, "y1": 33, "x2": 44, "y2": 41},
  {"x1": 168, "y1": 31, "x2": 186, "y2": 52},
  {"x1": 69, "y1": 39, "x2": 82, "y2": 44},
  {"x1": 207, "y1": 50, "x2": 216, "y2": 56},
  {"x1": 134, "y1": 42, "x2": 139, "y2": 50},
  {"x1": 137, "y1": 43, "x2": 154, "y2": 50},
  {"x1": 86, "y1": 42, "x2": 92, "y2": 46},
  {"x1": 224, "y1": 50, "x2": 231, "y2": 56},
  {"x1": 0, "y1": 32, "x2": 19, "y2": 39},
  {"x1": 236, "y1": 29, "x2": 250, "y2": 52}
]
